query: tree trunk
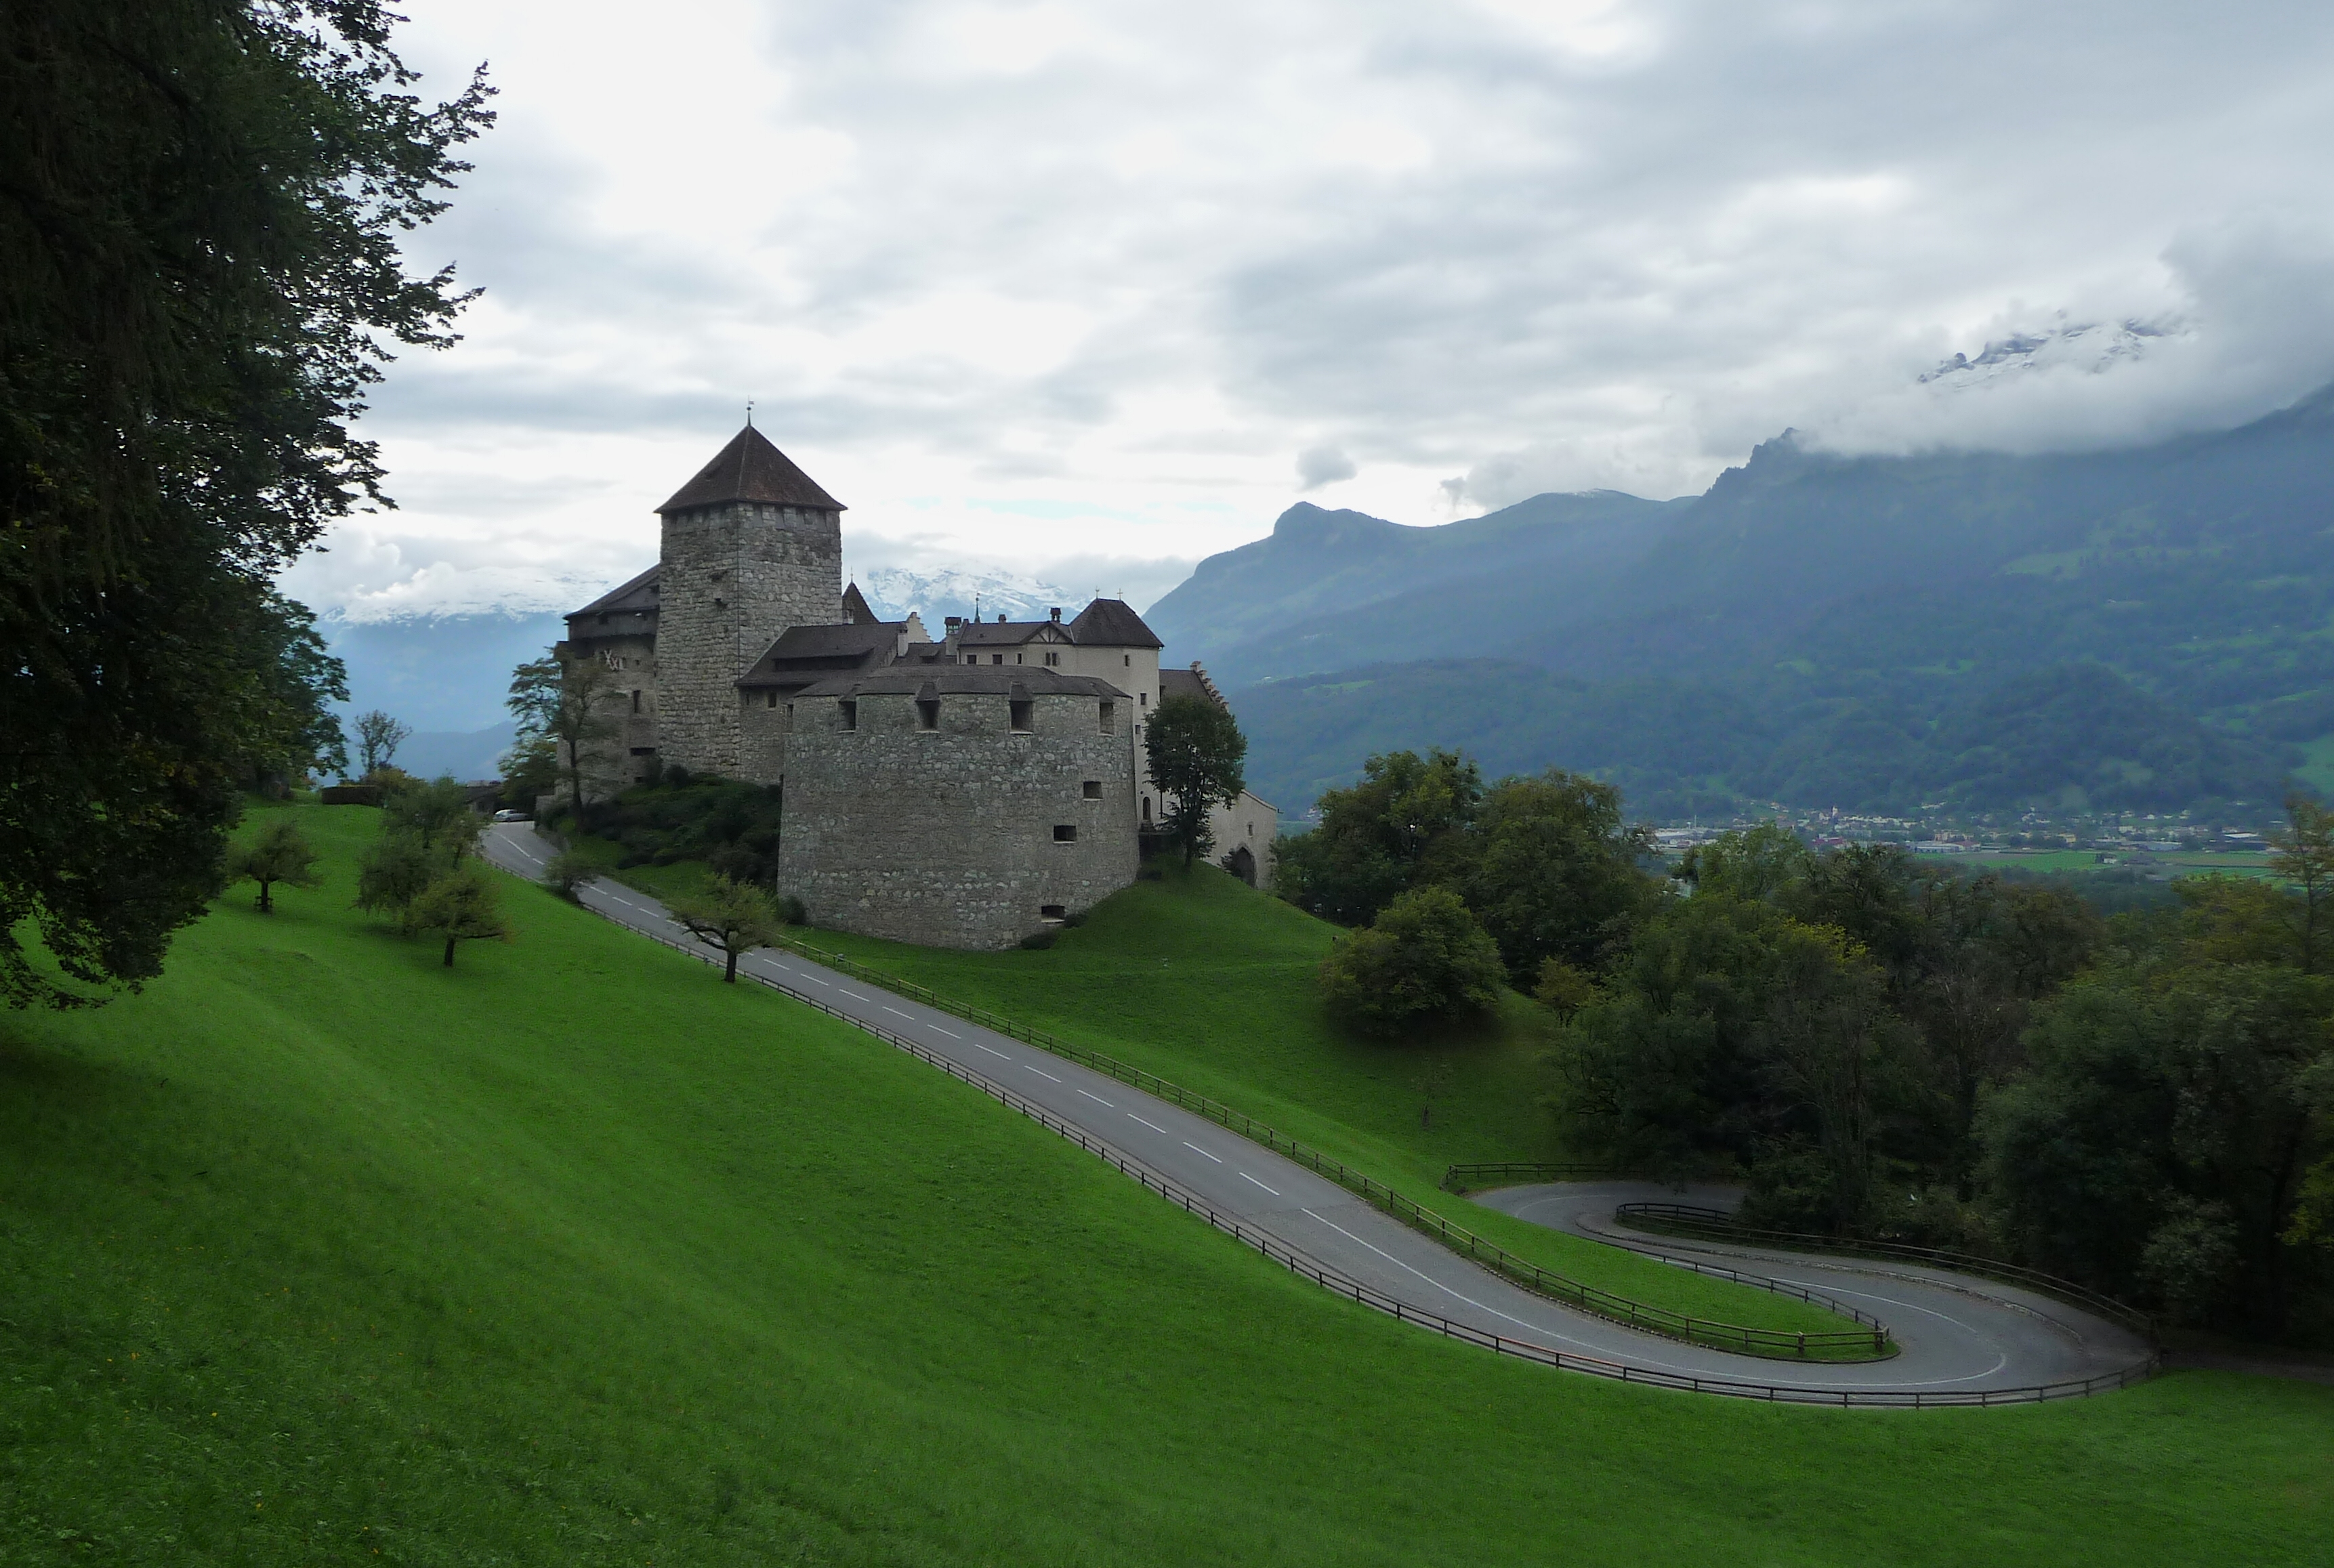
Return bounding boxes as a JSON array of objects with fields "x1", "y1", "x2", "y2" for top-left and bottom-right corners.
[
  {"x1": 257, "y1": 878, "x2": 273, "y2": 913},
  {"x1": 443, "y1": 937, "x2": 457, "y2": 967},
  {"x1": 724, "y1": 946, "x2": 739, "y2": 983}
]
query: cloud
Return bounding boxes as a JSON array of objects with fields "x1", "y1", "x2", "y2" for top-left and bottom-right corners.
[
  {"x1": 1295, "y1": 444, "x2": 1358, "y2": 490},
  {"x1": 316, "y1": 0, "x2": 2334, "y2": 615}
]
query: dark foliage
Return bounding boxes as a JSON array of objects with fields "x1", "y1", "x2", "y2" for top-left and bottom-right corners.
[
  {"x1": 564, "y1": 776, "x2": 787, "y2": 887},
  {"x1": 0, "y1": 1, "x2": 490, "y2": 1004},
  {"x1": 1318, "y1": 887, "x2": 1507, "y2": 1036}
]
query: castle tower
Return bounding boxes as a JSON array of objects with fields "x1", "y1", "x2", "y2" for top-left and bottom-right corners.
[{"x1": 654, "y1": 426, "x2": 846, "y2": 774}]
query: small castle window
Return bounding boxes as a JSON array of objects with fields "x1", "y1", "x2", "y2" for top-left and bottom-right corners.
[
  {"x1": 1123, "y1": 654, "x2": 1130, "y2": 666},
  {"x1": 917, "y1": 698, "x2": 940, "y2": 731},
  {"x1": 1139, "y1": 692, "x2": 1147, "y2": 706},
  {"x1": 766, "y1": 690, "x2": 777, "y2": 708},
  {"x1": 631, "y1": 689, "x2": 642, "y2": 714},
  {"x1": 1041, "y1": 904, "x2": 1067, "y2": 921},
  {"x1": 1009, "y1": 699, "x2": 1033, "y2": 733},
  {"x1": 785, "y1": 702, "x2": 795, "y2": 729},
  {"x1": 1015, "y1": 653, "x2": 1023, "y2": 664},
  {"x1": 1082, "y1": 780, "x2": 1101, "y2": 799},
  {"x1": 1053, "y1": 826, "x2": 1077, "y2": 843},
  {"x1": 992, "y1": 654, "x2": 1004, "y2": 665},
  {"x1": 1098, "y1": 701, "x2": 1114, "y2": 734},
  {"x1": 1044, "y1": 651, "x2": 1060, "y2": 667},
  {"x1": 839, "y1": 700, "x2": 857, "y2": 731}
]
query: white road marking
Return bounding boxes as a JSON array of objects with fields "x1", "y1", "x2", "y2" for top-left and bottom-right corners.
[
  {"x1": 1077, "y1": 1089, "x2": 1116, "y2": 1107},
  {"x1": 1240, "y1": 1172, "x2": 1280, "y2": 1195},
  {"x1": 928, "y1": 1026, "x2": 960, "y2": 1039},
  {"x1": 803, "y1": 976, "x2": 831, "y2": 987},
  {"x1": 1182, "y1": 1141, "x2": 1224, "y2": 1164},
  {"x1": 883, "y1": 1007, "x2": 915, "y2": 1019},
  {"x1": 839, "y1": 990, "x2": 869, "y2": 1002},
  {"x1": 1127, "y1": 1113, "x2": 1170, "y2": 1135},
  {"x1": 972, "y1": 1042, "x2": 1010, "y2": 1059},
  {"x1": 1023, "y1": 1065, "x2": 1063, "y2": 1083}
]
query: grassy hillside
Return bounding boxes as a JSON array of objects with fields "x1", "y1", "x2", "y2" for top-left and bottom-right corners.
[{"x1": 7, "y1": 803, "x2": 2330, "y2": 1565}]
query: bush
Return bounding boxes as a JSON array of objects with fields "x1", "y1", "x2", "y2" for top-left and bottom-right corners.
[
  {"x1": 775, "y1": 894, "x2": 808, "y2": 926},
  {"x1": 543, "y1": 849, "x2": 599, "y2": 900},
  {"x1": 1318, "y1": 886, "x2": 1506, "y2": 1036}
]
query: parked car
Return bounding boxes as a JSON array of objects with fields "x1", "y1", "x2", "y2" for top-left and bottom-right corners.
[{"x1": 492, "y1": 808, "x2": 530, "y2": 823}]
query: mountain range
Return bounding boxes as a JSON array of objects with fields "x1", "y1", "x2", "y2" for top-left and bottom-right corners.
[{"x1": 1152, "y1": 385, "x2": 2334, "y2": 822}]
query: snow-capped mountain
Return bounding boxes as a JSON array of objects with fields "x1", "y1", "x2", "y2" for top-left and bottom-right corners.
[
  {"x1": 850, "y1": 564, "x2": 1084, "y2": 627},
  {"x1": 1918, "y1": 318, "x2": 2184, "y2": 388}
]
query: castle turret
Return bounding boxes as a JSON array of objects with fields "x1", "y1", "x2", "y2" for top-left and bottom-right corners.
[{"x1": 653, "y1": 426, "x2": 845, "y2": 774}]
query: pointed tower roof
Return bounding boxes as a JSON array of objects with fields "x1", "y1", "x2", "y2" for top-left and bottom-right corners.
[
  {"x1": 657, "y1": 425, "x2": 846, "y2": 515},
  {"x1": 841, "y1": 582, "x2": 877, "y2": 624}
]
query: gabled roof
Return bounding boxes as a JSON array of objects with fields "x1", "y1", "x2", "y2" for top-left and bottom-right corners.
[
  {"x1": 568, "y1": 564, "x2": 661, "y2": 622},
  {"x1": 1159, "y1": 663, "x2": 1228, "y2": 709},
  {"x1": 657, "y1": 425, "x2": 846, "y2": 515},
  {"x1": 736, "y1": 620, "x2": 909, "y2": 689},
  {"x1": 841, "y1": 582, "x2": 877, "y2": 624},
  {"x1": 957, "y1": 618, "x2": 1071, "y2": 648},
  {"x1": 1068, "y1": 597, "x2": 1163, "y2": 650}
]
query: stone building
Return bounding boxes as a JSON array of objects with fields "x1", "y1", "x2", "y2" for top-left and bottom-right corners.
[{"x1": 558, "y1": 425, "x2": 1277, "y2": 948}]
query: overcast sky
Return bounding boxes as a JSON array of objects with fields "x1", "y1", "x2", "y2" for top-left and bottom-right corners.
[{"x1": 286, "y1": 0, "x2": 2334, "y2": 623}]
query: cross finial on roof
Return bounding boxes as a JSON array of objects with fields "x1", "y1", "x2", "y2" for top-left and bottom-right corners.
[{"x1": 745, "y1": 398, "x2": 755, "y2": 428}]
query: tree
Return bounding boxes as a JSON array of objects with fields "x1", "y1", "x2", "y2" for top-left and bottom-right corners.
[
  {"x1": 1463, "y1": 769, "x2": 1656, "y2": 980},
  {"x1": 383, "y1": 775, "x2": 482, "y2": 860},
  {"x1": 499, "y1": 730, "x2": 560, "y2": 811},
  {"x1": 354, "y1": 711, "x2": 414, "y2": 778},
  {"x1": 542, "y1": 849, "x2": 600, "y2": 902},
  {"x1": 404, "y1": 863, "x2": 511, "y2": 968},
  {"x1": 2272, "y1": 792, "x2": 2334, "y2": 974},
  {"x1": 1318, "y1": 886, "x2": 1505, "y2": 1036},
  {"x1": 354, "y1": 830, "x2": 439, "y2": 919},
  {"x1": 1276, "y1": 748, "x2": 1483, "y2": 925},
  {"x1": 224, "y1": 818, "x2": 321, "y2": 913},
  {"x1": 668, "y1": 875, "x2": 785, "y2": 983},
  {"x1": 509, "y1": 652, "x2": 616, "y2": 812},
  {"x1": 1144, "y1": 694, "x2": 1247, "y2": 868},
  {"x1": 0, "y1": 2, "x2": 489, "y2": 1007}
]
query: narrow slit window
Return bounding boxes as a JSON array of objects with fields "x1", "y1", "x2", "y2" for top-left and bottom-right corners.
[
  {"x1": 631, "y1": 689, "x2": 642, "y2": 714},
  {"x1": 839, "y1": 700, "x2": 857, "y2": 731},
  {"x1": 765, "y1": 690, "x2": 777, "y2": 709},
  {"x1": 1098, "y1": 700, "x2": 1114, "y2": 734}
]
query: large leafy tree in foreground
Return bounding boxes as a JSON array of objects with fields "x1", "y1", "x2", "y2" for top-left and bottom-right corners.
[{"x1": 0, "y1": 1, "x2": 491, "y2": 1004}]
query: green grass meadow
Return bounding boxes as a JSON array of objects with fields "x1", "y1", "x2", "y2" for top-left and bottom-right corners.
[{"x1": 0, "y1": 803, "x2": 2327, "y2": 1565}]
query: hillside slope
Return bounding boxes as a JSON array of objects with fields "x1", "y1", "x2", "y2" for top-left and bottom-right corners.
[{"x1": 5, "y1": 802, "x2": 2330, "y2": 1563}]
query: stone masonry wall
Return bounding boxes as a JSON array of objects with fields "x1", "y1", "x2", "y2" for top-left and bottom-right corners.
[
  {"x1": 557, "y1": 632, "x2": 658, "y2": 801},
  {"x1": 657, "y1": 501, "x2": 841, "y2": 775},
  {"x1": 737, "y1": 687, "x2": 791, "y2": 785},
  {"x1": 777, "y1": 691, "x2": 1139, "y2": 949}
]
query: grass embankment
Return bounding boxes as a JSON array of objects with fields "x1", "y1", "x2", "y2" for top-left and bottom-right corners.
[{"x1": 3, "y1": 804, "x2": 2330, "y2": 1564}]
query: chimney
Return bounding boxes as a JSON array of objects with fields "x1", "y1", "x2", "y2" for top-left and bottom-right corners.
[
  {"x1": 944, "y1": 616, "x2": 962, "y2": 631},
  {"x1": 996, "y1": 613, "x2": 1006, "y2": 623},
  {"x1": 1049, "y1": 606, "x2": 1062, "y2": 624}
]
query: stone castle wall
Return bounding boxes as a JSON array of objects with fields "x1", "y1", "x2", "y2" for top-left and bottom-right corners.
[
  {"x1": 776, "y1": 690, "x2": 1139, "y2": 949},
  {"x1": 556, "y1": 632, "x2": 659, "y2": 801},
  {"x1": 656, "y1": 501, "x2": 841, "y2": 774}
]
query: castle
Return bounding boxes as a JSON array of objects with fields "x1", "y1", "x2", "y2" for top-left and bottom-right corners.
[{"x1": 559, "y1": 425, "x2": 1276, "y2": 949}]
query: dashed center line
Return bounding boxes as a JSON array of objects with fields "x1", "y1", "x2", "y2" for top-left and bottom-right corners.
[
  {"x1": 972, "y1": 1042, "x2": 1010, "y2": 1059},
  {"x1": 802, "y1": 976, "x2": 831, "y2": 987},
  {"x1": 928, "y1": 1026, "x2": 960, "y2": 1039},
  {"x1": 839, "y1": 990, "x2": 869, "y2": 1002},
  {"x1": 1023, "y1": 1065, "x2": 1063, "y2": 1083},
  {"x1": 882, "y1": 1007, "x2": 915, "y2": 1019},
  {"x1": 1076, "y1": 1089, "x2": 1116, "y2": 1108},
  {"x1": 1182, "y1": 1141, "x2": 1224, "y2": 1164},
  {"x1": 1240, "y1": 1172, "x2": 1280, "y2": 1195},
  {"x1": 1127, "y1": 1113, "x2": 1170, "y2": 1135}
]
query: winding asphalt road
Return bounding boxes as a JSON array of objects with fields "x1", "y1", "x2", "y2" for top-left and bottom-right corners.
[{"x1": 483, "y1": 824, "x2": 2152, "y2": 1402}]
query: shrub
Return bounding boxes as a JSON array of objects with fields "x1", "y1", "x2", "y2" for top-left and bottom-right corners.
[
  {"x1": 543, "y1": 849, "x2": 598, "y2": 900},
  {"x1": 1318, "y1": 886, "x2": 1505, "y2": 1036}
]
